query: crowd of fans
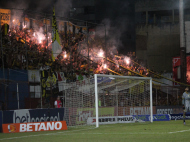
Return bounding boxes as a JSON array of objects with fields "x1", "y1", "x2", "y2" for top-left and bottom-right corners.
[{"x1": 0, "y1": 24, "x2": 156, "y2": 80}]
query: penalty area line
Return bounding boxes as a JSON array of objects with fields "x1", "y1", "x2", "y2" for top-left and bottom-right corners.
[
  {"x1": 48, "y1": 132, "x2": 167, "y2": 136},
  {"x1": 168, "y1": 129, "x2": 190, "y2": 134}
]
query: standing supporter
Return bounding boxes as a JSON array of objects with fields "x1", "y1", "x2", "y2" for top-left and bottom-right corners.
[{"x1": 54, "y1": 96, "x2": 62, "y2": 108}]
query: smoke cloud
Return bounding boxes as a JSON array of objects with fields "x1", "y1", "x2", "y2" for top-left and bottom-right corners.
[
  {"x1": 95, "y1": 0, "x2": 135, "y2": 54},
  {"x1": 0, "y1": 0, "x2": 72, "y2": 17}
]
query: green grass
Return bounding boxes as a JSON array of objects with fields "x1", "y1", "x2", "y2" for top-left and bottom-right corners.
[{"x1": 1, "y1": 120, "x2": 190, "y2": 142}]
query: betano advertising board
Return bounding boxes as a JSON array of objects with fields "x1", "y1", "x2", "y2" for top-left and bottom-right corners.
[{"x1": 2, "y1": 121, "x2": 67, "y2": 133}]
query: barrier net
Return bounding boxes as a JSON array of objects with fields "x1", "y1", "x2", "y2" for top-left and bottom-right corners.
[{"x1": 63, "y1": 74, "x2": 153, "y2": 127}]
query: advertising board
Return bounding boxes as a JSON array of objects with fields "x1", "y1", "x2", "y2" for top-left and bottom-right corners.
[
  {"x1": 169, "y1": 114, "x2": 190, "y2": 120},
  {"x1": 133, "y1": 114, "x2": 170, "y2": 121},
  {"x1": 118, "y1": 106, "x2": 156, "y2": 116},
  {"x1": 87, "y1": 116, "x2": 135, "y2": 125},
  {"x1": 3, "y1": 108, "x2": 65, "y2": 124},
  {"x1": 2, "y1": 121, "x2": 67, "y2": 133},
  {"x1": 156, "y1": 106, "x2": 183, "y2": 114}
]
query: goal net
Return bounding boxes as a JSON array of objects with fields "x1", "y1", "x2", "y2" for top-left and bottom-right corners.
[{"x1": 63, "y1": 74, "x2": 153, "y2": 128}]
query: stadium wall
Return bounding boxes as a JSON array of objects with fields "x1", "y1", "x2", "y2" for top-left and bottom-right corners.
[
  {"x1": 136, "y1": 24, "x2": 180, "y2": 72},
  {"x1": 0, "y1": 69, "x2": 29, "y2": 110}
]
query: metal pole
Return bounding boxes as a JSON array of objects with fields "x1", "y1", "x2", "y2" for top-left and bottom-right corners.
[
  {"x1": 150, "y1": 78, "x2": 153, "y2": 123},
  {"x1": 0, "y1": 13, "x2": 4, "y2": 76},
  {"x1": 45, "y1": 14, "x2": 48, "y2": 49},
  {"x1": 146, "y1": 11, "x2": 148, "y2": 25},
  {"x1": 0, "y1": 12, "x2": 6, "y2": 109},
  {"x1": 40, "y1": 73, "x2": 42, "y2": 108},
  {"x1": 105, "y1": 24, "x2": 107, "y2": 67},
  {"x1": 86, "y1": 22, "x2": 90, "y2": 74},
  {"x1": 23, "y1": 9, "x2": 28, "y2": 71},
  {"x1": 10, "y1": 9, "x2": 13, "y2": 28},
  {"x1": 34, "y1": 78, "x2": 35, "y2": 98},
  {"x1": 64, "y1": 85, "x2": 66, "y2": 120},
  {"x1": 156, "y1": 88, "x2": 157, "y2": 106},
  {"x1": 172, "y1": 9, "x2": 175, "y2": 24},
  {"x1": 104, "y1": 94, "x2": 105, "y2": 106},
  {"x1": 17, "y1": 83, "x2": 19, "y2": 109},
  {"x1": 40, "y1": 82, "x2": 42, "y2": 108},
  {"x1": 130, "y1": 88, "x2": 131, "y2": 106},
  {"x1": 94, "y1": 74, "x2": 99, "y2": 127},
  {"x1": 154, "y1": 14, "x2": 156, "y2": 25},
  {"x1": 68, "y1": 19, "x2": 73, "y2": 80},
  {"x1": 82, "y1": 86, "x2": 83, "y2": 107},
  {"x1": 179, "y1": 0, "x2": 186, "y2": 83},
  {"x1": 64, "y1": 86, "x2": 66, "y2": 108},
  {"x1": 177, "y1": 89, "x2": 179, "y2": 105},
  {"x1": 179, "y1": 0, "x2": 185, "y2": 48},
  {"x1": 167, "y1": 87, "x2": 168, "y2": 105},
  {"x1": 116, "y1": 86, "x2": 118, "y2": 117}
]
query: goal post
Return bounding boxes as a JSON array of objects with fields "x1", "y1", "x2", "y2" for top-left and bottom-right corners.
[
  {"x1": 94, "y1": 74, "x2": 153, "y2": 128},
  {"x1": 63, "y1": 74, "x2": 153, "y2": 128}
]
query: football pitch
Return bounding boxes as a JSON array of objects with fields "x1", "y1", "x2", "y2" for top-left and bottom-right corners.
[{"x1": 0, "y1": 120, "x2": 190, "y2": 142}]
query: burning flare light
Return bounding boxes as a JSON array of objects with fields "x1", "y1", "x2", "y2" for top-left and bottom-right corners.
[
  {"x1": 98, "y1": 49, "x2": 104, "y2": 57},
  {"x1": 32, "y1": 28, "x2": 46, "y2": 44},
  {"x1": 103, "y1": 64, "x2": 107, "y2": 69},
  {"x1": 23, "y1": 24, "x2": 26, "y2": 29},
  {"x1": 125, "y1": 57, "x2": 130, "y2": 65},
  {"x1": 64, "y1": 52, "x2": 67, "y2": 58}
]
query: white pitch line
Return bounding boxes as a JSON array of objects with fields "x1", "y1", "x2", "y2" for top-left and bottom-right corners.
[
  {"x1": 47, "y1": 132, "x2": 168, "y2": 136},
  {"x1": 0, "y1": 131, "x2": 167, "y2": 141},
  {"x1": 0, "y1": 127, "x2": 96, "y2": 141},
  {"x1": 1, "y1": 128, "x2": 190, "y2": 141},
  {"x1": 168, "y1": 129, "x2": 190, "y2": 134}
]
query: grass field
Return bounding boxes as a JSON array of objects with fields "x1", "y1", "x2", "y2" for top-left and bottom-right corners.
[{"x1": 0, "y1": 120, "x2": 190, "y2": 142}]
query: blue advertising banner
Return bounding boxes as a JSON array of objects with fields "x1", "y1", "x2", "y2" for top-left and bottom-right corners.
[
  {"x1": 3, "y1": 108, "x2": 65, "y2": 124},
  {"x1": 0, "y1": 111, "x2": 2, "y2": 132},
  {"x1": 132, "y1": 114, "x2": 170, "y2": 121},
  {"x1": 169, "y1": 114, "x2": 190, "y2": 120}
]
